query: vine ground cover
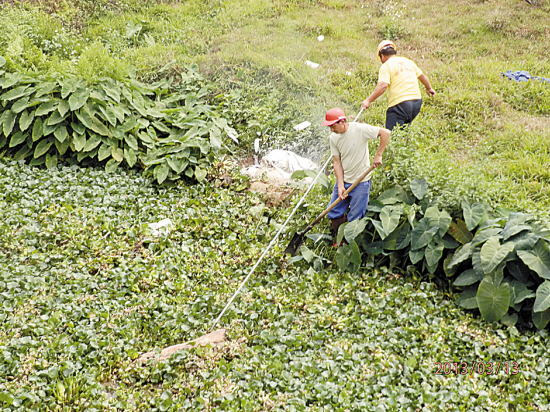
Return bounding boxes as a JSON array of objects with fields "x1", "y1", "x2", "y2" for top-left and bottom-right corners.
[{"x1": 1, "y1": 159, "x2": 550, "y2": 411}]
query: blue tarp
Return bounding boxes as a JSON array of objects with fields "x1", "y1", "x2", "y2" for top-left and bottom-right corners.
[{"x1": 502, "y1": 70, "x2": 550, "y2": 83}]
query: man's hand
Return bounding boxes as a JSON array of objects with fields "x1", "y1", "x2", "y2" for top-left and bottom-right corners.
[
  {"x1": 338, "y1": 185, "x2": 348, "y2": 200},
  {"x1": 373, "y1": 154, "x2": 383, "y2": 168},
  {"x1": 426, "y1": 87, "x2": 436, "y2": 97},
  {"x1": 361, "y1": 99, "x2": 371, "y2": 109}
]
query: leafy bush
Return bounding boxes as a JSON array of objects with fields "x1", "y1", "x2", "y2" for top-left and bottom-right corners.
[
  {"x1": 0, "y1": 61, "x2": 237, "y2": 183},
  {"x1": 306, "y1": 178, "x2": 550, "y2": 329}
]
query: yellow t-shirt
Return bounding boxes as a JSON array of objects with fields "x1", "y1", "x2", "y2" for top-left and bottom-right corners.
[
  {"x1": 378, "y1": 56, "x2": 423, "y2": 107},
  {"x1": 329, "y1": 123, "x2": 380, "y2": 184}
]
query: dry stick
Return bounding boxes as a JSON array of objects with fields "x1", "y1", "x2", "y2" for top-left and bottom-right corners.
[{"x1": 209, "y1": 108, "x2": 365, "y2": 332}]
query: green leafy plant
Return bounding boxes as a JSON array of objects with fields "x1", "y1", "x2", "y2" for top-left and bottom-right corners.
[{"x1": 0, "y1": 62, "x2": 237, "y2": 183}]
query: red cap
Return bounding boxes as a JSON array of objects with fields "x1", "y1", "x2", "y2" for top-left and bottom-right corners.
[{"x1": 322, "y1": 108, "x2": 346, "y2": 126}]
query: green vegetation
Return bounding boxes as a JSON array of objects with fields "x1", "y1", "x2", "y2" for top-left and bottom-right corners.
[{"x1": 1, "y1": 0, "x2": 550, "y2": 410}]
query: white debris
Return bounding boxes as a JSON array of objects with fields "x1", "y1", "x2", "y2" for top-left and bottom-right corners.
[
  {"x1": 293, "y1": 121, "x2": 311, "y2": 131},
  {"x1": 241, "y1": 150, "x2": 318, "y2": 184},
  {"x1": 305, "y1": 60, "x2": 320, "y2": 69},
  {"x1": 148, "y1": 218, "x2": 173, "y2": 236},
  {"x1": 346, "y1": 71, "x2": 352, "y2": 76},
  {"x1": 317, "y1": 35, "x2": 324, "y2": 42}
]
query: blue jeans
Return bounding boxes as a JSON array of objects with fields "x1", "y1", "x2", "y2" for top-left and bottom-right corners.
[{"x1": 327, "y1": 180, "x2": 372, "y2": 221}]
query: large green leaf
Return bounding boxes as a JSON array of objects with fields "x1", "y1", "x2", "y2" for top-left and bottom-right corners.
[
  {"x1": 456, "y1": 286, "x2": 478, "y2": 309},
  {"x1": 344, "y1": 219, "x2": 367, "y2": 243},
  {"x1": 35, "y1": 100, "x2": 58, "y2": 116},
  {"x1": 517, "y1": 239, "x2": 550, "y2": 280},
  {"x1": 9, "y1": 131, "x2": 26, "y2": 147},
  {"x1": 32, "y1": 117, "x2": 43, "y2": 141},
  {"x1": 448, "y1": 219, "x2": 473, "y2": 244},
  {"x1": 476, "y1": 277, "x2": 510, "y2": 323},
  {"x1": 2, "y1": 110, "x2": 16, "y2": 136},
  {"x1": 379, "y1": 205, "x2": 403, "y2": 239},
  {"x1": 534, "y1": 281, "x2": 550, "y2": 313},
  {"x1": 55, "y1": 137, "x2": 69, "y2": 156},
  {"x1": 532, "y1": 307, "x2": 550, "y2": 330},
  {"x1": 194, "y1": 166, "x2": 207, "y2": 182},
  {"x1": 124, "y1": 148, "x2": 137, "y2": 168},
  {"x1": 209, "y1": 126, "x2": 222, "y2": 149},
  {"x1": 154, "y1": 162, "x2": 170, "y2": 184},
  {"x1": 69, "y1": 87, "x2": 90, "y2": 111},
  {"x1": 83, "y1": 134, "x2": 101, "y2": 152},
  {"x1": 73, "y1": 132, "x2": 86, "y2": 152},
  {"x1": 1, "y1": 84, "x2": 30, "y2": 101},
  {"x1": 91, "y1": 119, "x2": 111, "y2": 137},
  {"x1": 502, "y1": 224, "x2": 532, "y2": 241},
  {"x1": 105, "y1": 158, "x2": 119, "y2": 173},
  {"x1": 410, "y1": 177, "x2": 428, "y2": 200},
  {"x1": 453, "y1": 269, "x2": 482, "y2": 287},
  {"x1": 471, "y1": 228, "x2": 502, "y2": 247},
  {"x1": 409, "y1": 248, "x2": 424, "y2": 264},
  {"x1": 98, "y1": 143, "x2": 111, "y2": 161},
  {"x1": 19, "y1": 109, "x2": 34, "y2": 131},
  {"x1": 11, "y1": 95, "x2": 30, "y2": 113},
  {"x1": 111, "y1": 146, "x2": 124, "y2": 162},
  {"x1": 480, "y1": 237, "x2": 515, "y2": 274},
  {"x1": 34, "y1": 139, "x2": 53, "y2": 158},
  {"x1": 425, "y1": 205, "x2": 452, "y2": 237},
  {"x1": 424, "y1": 240, "x2": 444, "y2": 268},
  {"x1": 461, "y1": 199, "x2": 485, "y2": 231},
  {"x1": 410, "y1": 219, "x2": 439, "y2": 250},
  {"x1": 45, "y1": 153, "x2": 58, "y2": 169},
  {"x1": 53, "y1": 125, "x2": 68, "y2": 143},
  {"x1": 447, "y1": 242, "x2": 473, "y2": 269},
  {"x1": 336, "y1": 241, "x2": 361, "y2": 272}
]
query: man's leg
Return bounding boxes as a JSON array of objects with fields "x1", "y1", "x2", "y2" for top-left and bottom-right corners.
[
  {"x1": 327, "y1": 182, "x2": 351, "y2": 244},
  {"x1": 385, "y1": 99, "x2": 423, "y2": 131},
  {"x1": 346, "y1": 180, "x2": 372, "y2": 222}
]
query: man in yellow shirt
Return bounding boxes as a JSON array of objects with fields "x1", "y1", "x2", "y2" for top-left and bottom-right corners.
[{"x1": 361, "y1": 40, "x2": 435, "y2": 130}]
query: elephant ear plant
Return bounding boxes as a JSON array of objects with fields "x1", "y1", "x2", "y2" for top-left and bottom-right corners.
[
  {"x1": 0, "y1": 60, "x2": 237, "y2": 184},
  {"x1": 299, "y1": 177, "x2": 550, "y2": 329}
]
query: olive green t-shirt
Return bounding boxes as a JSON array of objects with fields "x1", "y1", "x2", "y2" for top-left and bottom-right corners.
[{"x1": 329, "y1": 122, "x2": 380, "y2": 184}]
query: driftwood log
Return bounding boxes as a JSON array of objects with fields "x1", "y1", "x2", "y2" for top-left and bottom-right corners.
[{"x1": 137, "y1": 329, "x2": 227, "y2": 363}]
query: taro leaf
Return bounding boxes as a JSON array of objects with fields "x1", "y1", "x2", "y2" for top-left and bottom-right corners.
[
  {"x1": 377, "y1": 185, "x2": 415, "y2": 205},
  {"x1": 154, "y1": 163, "x2": 170, "y2": 184},
  {"x1": 511, "y1": 232, "x2": 540, "y2": 252},
  {"x1": 35, "y1": 100, "x2": 58, "y2": 116},
  {"x1": 209, "y1": 126, "x2": 222, "y2": 149},
  {"x1": 58, "y1": 100, "x2": 70, "y2": 117},
  {"x1": 383, "y1": 221, "x2": 410, "y2": 251},
  {"x1": 336, "y1": 241, "x2": 361, "y2": 272},
  {"x1": 100, "y1": 81, "x2": 121, "y2": 103},
  {"x1": 300, "y1": 245, "x2": 316, "y2": 263},
  {"x1": 447, "y1": 242, "x2": 473, "y2": 269},
  {"x1": 99, "y1": 105, "x2": 117, "y2": 127},
  {"x1": 532, "y1": 307, "x2": 550, "y2": 330},
  {"x1": 409, "y1": 248, "x2": 424, "y2": 265},
  {"x1": 461, "y1": 199, "x2": 485, "y2": 231},
  {"x1": 454, "y1": 269, "x2": 482, "y2": 287},
  {"x1": 9, "y1": 131, "x2": 26, "y2": 147},
  {"x1": 3, "y1": 110, "x2": 16, "y2": 136},
  {"x1": 379, "y1": 205, "x2": 403, "y2": 239},
  {"x1": 55, "y1": 137, "x2": 69, "y2": 156},
  {"x1": 456, "y1": 286, "x2": 478, "y2": 309},
  {"x1": 32, "y1": 117, "x2": 43, "y2": 141},
  {"x1": 126, "y1": 21, "x2": 143, "y2": 37},
  {"x1": 502, "y1": 224, "x2": 532, "y2": 241},
  {"x1": 84, "y1": 134, "x2": 101, "y2": 152},
  {"x1": 448, "y1": 219, "x2": 473, "y2": 245},
  {"x1": 0, "y1": 56, "x2": 6, "y2": 67},
  {"x1": 75, "y1": 110, "x2": 93, "y2": 129},
  {"x1": 471, "y1": 228, "x2": 502, "y2": 247},
  {"x1": 45, "y1": 153, "x2": 57, "y2": 169},
  {"x1": 410, "y1": 220, "x2": 439, "y2": 250},
  {"x1": 443, "y1": 254, "x2": 457, "y2": 277},
  {"x1": 124, "y1": 148, "x2": 137, "y2": 168},
  {"x1": 480, "y1": 237, "x2": 515, "y2": 275},
  {"x1": 441, "y1": 234, "x2": 459, "y2": 249},
  {"x1": 2, "y1": 72, "x2": 24, "y2": 89},
  {"x1": 34, "y1": 139, "x2": 53, "y2": 158},
  {"x1": 0, "y1": 391, "x2": 14, "y2": 406},
  {"x1": 61, "y1": 76, "x2": 83, "y2": 99},
  {"x1": 425, "y1": 240, "x2": 444, "y2": 268},
  {"x1": 500, "y1": 313, "x2": 518, "y2": 327},
  {"x1": 195, "y1": 167, "x2": 207, "y2": 182},
  {"x1": 425, "y1": 205, "x2": 452, "y2": 237},
  {"x1": 410, "y1": 177, "x2": 428, "y2": 200},
  {"x1": 54, "y1": 125, "x2": 68, "y2": 143},
  {"x1": 0, "y1": 135, "x2": 6, "y2": 148},
  {"x1": 508, "y1": 212, "x2": 535, "y2": 226},
  {"x1": 98, "y1": 143, "x2": 111, "y2": 161},
  {"x1": 517, "y1": 239, "x2": 550, "y2": 280},
  {"x1": 43, "y1": 121, "x2": 58, "y2": 136},
  {"x1": 71, "y1": 122, "x2": 86, "y2": 135},
  {"x1": 534, "y1": 281, "x2": 550, "y2": 313},
  {"x1": 364, "y1": 241, "x2": 385, "y2": 255},
  {"x1": 111, "y1": 147, "x2": 124, "y2": 162},
  {"x1": 105, "y1": 158, "x2": 119, "y2": 173},
  {"x1": 124, "y1": 133, "x2": 139, "y2": 151},
  {"x1": 19, "y1": 109, "x2": 34, "y2": 131},
  {"x1": 472, "y1": 249, "x2": 483, "y2": 277},
  {"x1": 426, "y1": 259, "x2": 439, "y2": 275},
  {"x1": 1, "y1": 85, "x2": 29, "y2": 101},
  {"x1": 366, "y1": 199, "x2": 385, "y2": 213},
  {"x1": 167, "y1": 157, "x2": 188, "y2": 174},
  {"x1": 73, "y1": 132, "x2": 86, "y2": 152},
  {"x1": 11, "y1": 95, "x2": 30, "y2": 113},
  {"x1": 306, "y1": 233, "x2": 332, "y2": 244},
  {"x1": 91, "y1": 119, "x2": 110, "y2": 137},
  {"x1": 344, "y1": 218, "x2": 367, "y2": 243},
  {"x1": 69, "y1": 87, "x2": 89, "y2": 111},
  {"x1": 13, "y1": 145, "x2": 31, "y2": 160},
  {"x1": 476, "y1": 277, "x2": 510, "y2": 323},
  {"x1": 513, "y1": 283, "x2": 536, "y2": 304}
]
